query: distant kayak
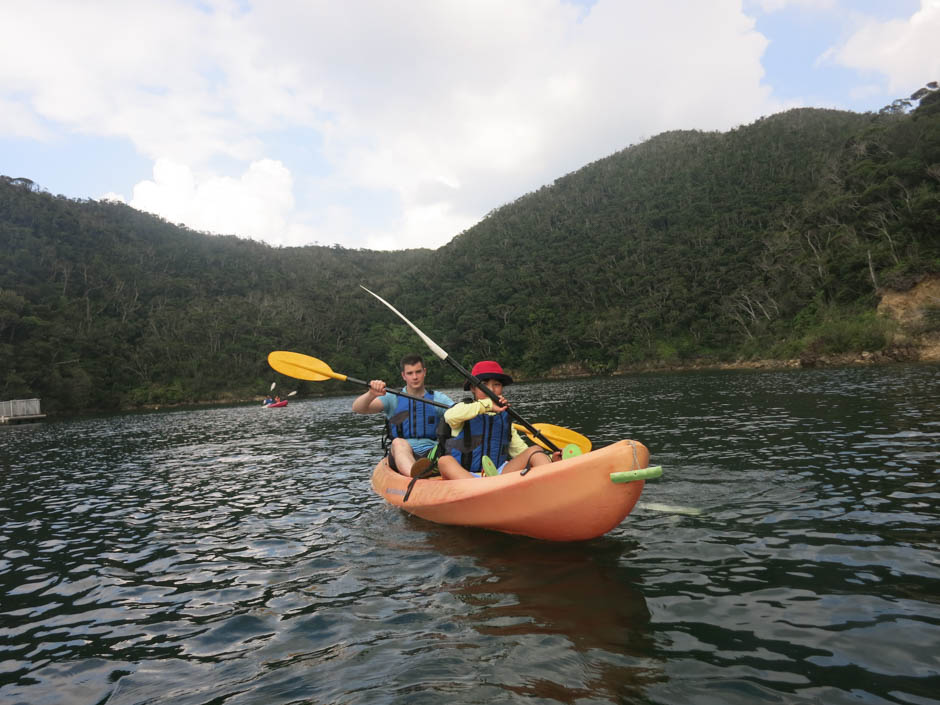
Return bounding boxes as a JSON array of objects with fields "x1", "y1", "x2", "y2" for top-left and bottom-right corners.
[
  {"x1": 262, "y1": 400, "x2": 288, "y2": 408},
  {"x1": 370, "y1": 439, "x2": 661, "y2": 542}
]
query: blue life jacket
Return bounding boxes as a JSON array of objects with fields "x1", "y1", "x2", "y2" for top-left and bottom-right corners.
[
  {"x1": 386, "y1": 390, "x2": 440, "y2": 440},
  {"x1": 445, "y1": 408, "x2": 511, "y2": 471}
]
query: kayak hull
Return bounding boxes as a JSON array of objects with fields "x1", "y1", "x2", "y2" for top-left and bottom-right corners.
[
  {"x1": 263, "y1": 400, "x2": 288, "y2": 408},
  {"x1": 370, "y1": 439, "x2": 651, "y2": 541}
]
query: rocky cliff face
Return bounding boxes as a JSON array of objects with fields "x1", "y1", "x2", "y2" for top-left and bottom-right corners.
[
  {"x1": 539, "y1": 276, "x2": 940, "y2": 378},
  {"x1": 878, "y1": 275, "x2": 940, "y2": 362}
]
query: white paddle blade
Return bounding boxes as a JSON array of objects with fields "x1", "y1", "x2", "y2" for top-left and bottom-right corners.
[
  {"x1": 360, "y1": 285, "x2": 448, "y2": 360},
  {"x1": 637, "y1": 502, "x2": 702, "y2": 516}
]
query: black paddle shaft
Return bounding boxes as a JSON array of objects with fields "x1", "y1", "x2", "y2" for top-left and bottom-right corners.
[
  {"x1": 344, "y1": 374, "x2": 450, "y2": 409},
  {"x1": 357, "y1": 284, "x2": 559, "y2": 452}
]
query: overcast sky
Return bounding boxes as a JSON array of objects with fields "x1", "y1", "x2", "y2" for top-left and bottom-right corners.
[{"x1": 1, "y1": 0, "x2": 937, "y2": 251}]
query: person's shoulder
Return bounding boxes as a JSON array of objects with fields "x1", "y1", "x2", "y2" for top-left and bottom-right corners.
[{"x1": 433, "y1": 390, "x2": 455, "y2": 405}]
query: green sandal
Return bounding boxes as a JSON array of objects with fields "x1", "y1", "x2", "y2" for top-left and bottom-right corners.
[
  {"x1": 561, "y1": 443, "x2": 582, "y2": 460},
  {"x1": 481, "y1": 455, "x2": 499, "y2": 476}
]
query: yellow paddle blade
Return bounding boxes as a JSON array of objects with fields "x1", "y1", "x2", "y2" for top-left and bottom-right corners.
[
  {"x1": 267, "y1": 351, "x2": 345, "y2": 382},
  {"x1": 512, "y1": 423, "x2": 592, "y2": 454}
]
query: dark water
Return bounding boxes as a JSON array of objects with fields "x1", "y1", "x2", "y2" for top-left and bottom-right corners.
[{"x1": 1, "y1": 364, "x2": 938, "y2": 705}]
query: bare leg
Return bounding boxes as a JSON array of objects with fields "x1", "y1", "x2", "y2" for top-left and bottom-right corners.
[
  {"x1": 437, "y1": 455, "x2": 477, "y2": 480},
  {"x1": 389, "y1": 438, "x2": 417, "y2": 477},
  {"x1": 501, "y1": 446, "x2": 550, "y2": 474}
]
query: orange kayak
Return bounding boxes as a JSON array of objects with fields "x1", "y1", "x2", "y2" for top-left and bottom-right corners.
[{"x1": 370, "y1": 439, "x2": 661, "y2": 541}]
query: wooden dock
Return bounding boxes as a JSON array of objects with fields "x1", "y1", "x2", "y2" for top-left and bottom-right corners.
[{"x1": 0, "y1": 399, "x2": 46, "y2": 424}]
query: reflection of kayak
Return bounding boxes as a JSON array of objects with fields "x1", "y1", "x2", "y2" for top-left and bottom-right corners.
[
  {"x1": 370, "y1": 439, "x2": 660, "y2": 542},
  {"x1": 263, "y1": 400, "x2": 288, "y2": 408}
]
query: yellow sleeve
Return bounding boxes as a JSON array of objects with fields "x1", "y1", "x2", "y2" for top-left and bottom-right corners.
[
  {"x1": 443, "y1": 398, "x2": 493, "y2": 434},
  {"x1": 508, "y1": 427, "x2": 529, "y2": 458}
]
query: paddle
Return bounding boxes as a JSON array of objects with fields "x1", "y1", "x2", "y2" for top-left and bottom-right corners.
[
  {"x1": 269, "y1": 350, "x2": 588, "y2": 452},
  {"x1": 262, "y1": 381, "x2": 276, "y2": 405},
  {"x1": 267, "y1": 350, "x2": 450, "y2": 409},
  {"x1": 636, "y1": 502, "x2": 702, "y2": 516},
  {"x1": 513, "y1": 423, "x2": 591, "y2": 454},
  {"x1": 360, "y1": 285, "x2": 562, "y2": 453}
]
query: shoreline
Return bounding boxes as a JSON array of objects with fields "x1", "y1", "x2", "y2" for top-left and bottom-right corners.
[
  {"x1": 122, "y1": 344, "x2": 938, "y2": 414},
  {"x1": 539, "y1": 337, "x2": 939, "y2": 380},
  {"x1": 34, "y1": 334, "x2": 938, "y2": 419}
]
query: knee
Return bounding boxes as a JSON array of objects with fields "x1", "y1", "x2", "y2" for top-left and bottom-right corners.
[
  {"x1": 390, "y1": 438, "x2": 412, "y2": 454},
  {"x1": 437, "y1": 455, "x2": 458, "y2": 471},
  {"x1": 438, "y1": 456, "x2": 472, "y2": 480},
  {"x1": 525, "y1": 446, "x2": 551, "y2": 465}
]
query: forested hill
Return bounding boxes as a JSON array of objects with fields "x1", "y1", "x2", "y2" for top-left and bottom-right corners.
[
  {"x1": 2, "y1": 88, "x2": 938, "y2": 414},
  {"x1": 0, "y1": 190, "x2": 432, "y2": 411}
]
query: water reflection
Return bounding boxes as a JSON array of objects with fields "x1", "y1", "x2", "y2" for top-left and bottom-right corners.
[
  {"x1": 1, "y1": 364, "x2": 938, "y2": 704},
  {"x1": 367, "y1": 523, "x2": 661, "y2": 704},
  {"x1": 435, "y1": 532, "x2": 650, "y2": 647}
]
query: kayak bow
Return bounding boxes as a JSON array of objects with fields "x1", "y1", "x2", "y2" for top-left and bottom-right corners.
[{"x1": 371, "y1": 439, "x2": 659, "y2": 541}]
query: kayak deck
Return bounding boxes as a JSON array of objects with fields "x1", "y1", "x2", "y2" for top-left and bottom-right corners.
[{"x1": 370, "y1": 439, "x2": 653, "y2": 541}]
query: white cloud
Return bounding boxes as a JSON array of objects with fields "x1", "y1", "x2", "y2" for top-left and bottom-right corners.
[
  {"x1": 2, "y1": 0, "x2": 785, "y2": 250},
  {"x1": 282, "y1": 0, "x2": 775, "y2": 248},
  {"x1": 0, "y1": 99, "x2": 49, "y2": 140},
  {"x1": 825, "y1": 0, "x2": 940, "y2": 94},
  {"x1": 752, "y1": 0, "x2": 836, "y2": 12},
  {"x1": 129, "y1": 158, "x2": 295, "y2": 244}
]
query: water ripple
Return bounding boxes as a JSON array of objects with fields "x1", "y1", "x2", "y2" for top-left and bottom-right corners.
[{"x1": 1, "y1": 365, "x2": 939, "y2": 704}]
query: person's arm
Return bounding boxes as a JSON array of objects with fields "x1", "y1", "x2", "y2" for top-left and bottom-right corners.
[
  {"x1": 444, "y1": 398, "x2": 491, "y2": 430},
  {"x1": 508, "y1": 427, "x2": 529, "y2": 458},
  {"x1": 351, "y1": 380, "x2": 387, "y2": 414}
]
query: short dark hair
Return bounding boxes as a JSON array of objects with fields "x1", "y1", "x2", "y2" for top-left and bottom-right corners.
[{"x1": 399, "y1": 354, "x2": 425, "y2": 371}]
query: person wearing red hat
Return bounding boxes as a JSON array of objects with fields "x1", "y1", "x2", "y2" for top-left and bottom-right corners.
[{"x1": 433, "y1": 360, "x2": 558, "y2": 480}]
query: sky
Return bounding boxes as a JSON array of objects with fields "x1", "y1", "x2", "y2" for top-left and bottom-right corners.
[{"x1": 1, "y1": 0, "x2": 937, "y2": 252}]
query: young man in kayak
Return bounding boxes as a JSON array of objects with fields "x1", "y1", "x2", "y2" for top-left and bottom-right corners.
[
  {"x1": 352, "y1": 354, "x2": 454, "y2": 477},
  {"x1": 435, "y1": 361, "x2": 558, "y2": 480}
]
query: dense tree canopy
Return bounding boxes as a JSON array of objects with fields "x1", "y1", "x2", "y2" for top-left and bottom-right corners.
[{"x1": 2, "y1": 87, "x2": 937, "y2": 414}]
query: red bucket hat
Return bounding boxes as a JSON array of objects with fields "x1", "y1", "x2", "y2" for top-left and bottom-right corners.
[{"x1": 465, "y1": 360, "x2": 514, "y2": 390}]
